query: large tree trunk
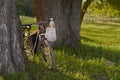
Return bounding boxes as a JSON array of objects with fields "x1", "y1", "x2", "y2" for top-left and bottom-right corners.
[
  {"x1": 0, "y1": 0, "x2": 26, "y2": 73},
  {"x1": 34, "y1": 0, "x2": 82, "y2": 47}
]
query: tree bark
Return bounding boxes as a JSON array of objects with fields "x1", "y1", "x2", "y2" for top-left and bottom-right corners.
[
  {"x1": 34, "y1": 0, "x2": 45, "y2": 22},
  {"x1": 0, "y1": 0, "x2": 26, "y2": 73},
  {"x1": 34, "y1": 0, "x2": 82, "y2": 47}
]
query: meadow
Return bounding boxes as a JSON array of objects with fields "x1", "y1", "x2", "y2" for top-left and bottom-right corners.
[{"x1": 1, "y1": 16, "x2": 120, "y2": 80}]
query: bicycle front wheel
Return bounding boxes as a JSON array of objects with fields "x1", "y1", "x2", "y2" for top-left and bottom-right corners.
[{"x1": 41, "y1": 40, "x2": 55, "y2": 71}]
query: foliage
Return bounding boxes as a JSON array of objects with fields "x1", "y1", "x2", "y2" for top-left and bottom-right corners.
[
  {"x1": 107, "y1": 0, "x2": 120, "y2": 10},
  {"x1": 16, "y1": 0, "x2": 35, "y2": 16},
  {"x1": 86, "y1": 0, "x2": 120, "y2": 17}
]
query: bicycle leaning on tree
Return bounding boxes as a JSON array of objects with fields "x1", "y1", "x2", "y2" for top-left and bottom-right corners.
[{"x1": 22, "y1": 18, "x2": 56, "y2": 71}]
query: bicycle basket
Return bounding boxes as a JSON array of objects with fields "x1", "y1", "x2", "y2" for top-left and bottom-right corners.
[{"x1": 45, "y1": 27, "x2": 56, "y2": 42}]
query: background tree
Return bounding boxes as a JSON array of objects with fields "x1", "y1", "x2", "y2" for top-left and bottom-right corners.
[
  {"x1": 0, "y1": 0, "x2": 26, "y2": 73},
  {"x1": 81, "y1": 0, "x2": 93, "y2": 25},
  {"x1": 108, "y1": 0, "x2": 120, "y2": 10},
  {"x1": 16, "y1": 0, "x2": 35, "y2": 16},
  {"x1": 86, "y1": 0, "x2": 120, "y2": 17},
  {"x1": 34, "y1": 0, "x2": 82, "y2": 47}
]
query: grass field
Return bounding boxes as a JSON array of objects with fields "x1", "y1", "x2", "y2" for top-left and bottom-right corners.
[{"x1": 1, "y1": 16, "x2": 120, "y2": 80}]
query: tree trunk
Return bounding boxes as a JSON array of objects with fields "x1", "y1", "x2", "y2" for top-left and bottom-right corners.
[
  {"x1": 0, "y1": 0, "x2": 26, "y2": 73},
  {"x1": 34, "y1": 0, "x2": 82, "y2": 47},
  {"x1": 80, "y1": 0, "x2": 92, "y2": 25}
]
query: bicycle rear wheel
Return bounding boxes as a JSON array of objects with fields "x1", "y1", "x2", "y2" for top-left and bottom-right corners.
[
  {"x1": 41, "y1": 40, "x2": 55, "y2": 71},
  {"x1": 24, "y1": 36, "x2": 34, "y2": 56}
]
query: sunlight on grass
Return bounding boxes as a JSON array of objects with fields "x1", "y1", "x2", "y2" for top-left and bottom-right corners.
[
  {"x1": 0, "y1": 76, "x2": 4, "y2": 80},
  {"x1": 20, "y1": 16, "x2": 37, "y2": 24},
  {"x1": 81, "y1": 22, "x2": 120, "y2": 51},
  {"x1": 20, "y1": 16, "x2": 37, "y2": 32}
]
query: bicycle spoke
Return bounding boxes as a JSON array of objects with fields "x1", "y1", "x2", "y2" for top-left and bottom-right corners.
[{"x1": 41, "y1": 40, "x2": 55, "y2": 70}]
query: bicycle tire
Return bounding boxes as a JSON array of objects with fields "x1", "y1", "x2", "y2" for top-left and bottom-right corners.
[{"x1": 41, "y1": 40, "x2": 55, "y2": 71}]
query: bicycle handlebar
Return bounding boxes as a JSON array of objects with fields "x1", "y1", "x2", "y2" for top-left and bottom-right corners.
[{"x1": 38, "y1": 18, "x2": 54, "y2": 25}]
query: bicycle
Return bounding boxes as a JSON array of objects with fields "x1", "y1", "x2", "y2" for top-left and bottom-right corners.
[{"x1": 22, "y1": 18, "x2": 56, "y2": 71}]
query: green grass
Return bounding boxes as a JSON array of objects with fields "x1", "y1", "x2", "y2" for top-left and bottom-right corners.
[
  {"x1": 20, "y1": 16, "x2": 37, "y2": 24},
  {"x1": 20, "y1": 16, "x2": 37, "y2": 32},
  {"x1": 1, "y1": 16, "x2": 120, "y2": 80}
]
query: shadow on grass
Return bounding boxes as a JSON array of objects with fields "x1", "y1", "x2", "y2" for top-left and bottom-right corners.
[
  {"x1": 7, "y1": 42, "x2": 119, "y2": 80},
  {"x1": 56, "y1": 43, "x2": 120, "y2": 64},
  {"x1": 25, "y1": 61, "x2": 76, "y2": 80},
  {"x1": 54, "y1": 44, "x2": 120, "y2": 80},
  {"x1": 79, "y1": 43, "x2": 120, "y2": 63},
  {"x1": 6, "y1": 43, "x2": 119, "y2": 80}
]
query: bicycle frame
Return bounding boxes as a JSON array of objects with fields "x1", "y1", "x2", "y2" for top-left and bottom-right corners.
[
  {"x1": 33, "y1": 22, "x2": 47, "y2": 53},
  {"x1": 22, "y1": 18, "x2": 55, "y2": 70}
]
